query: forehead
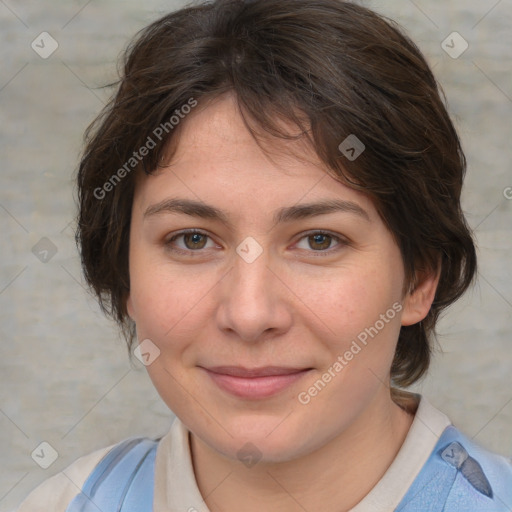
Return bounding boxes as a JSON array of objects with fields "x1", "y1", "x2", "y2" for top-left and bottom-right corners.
[
  {"x1": 164, "y1": 93, "x2": 321, "y2": 175},
  {"x1": 133, "y1": 93, "x2": 377, "y2": 224}
]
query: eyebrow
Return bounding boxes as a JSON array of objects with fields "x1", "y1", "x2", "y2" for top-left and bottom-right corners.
[{"x1": 143, "y1": 197, "x2": 370, "y2": 227}]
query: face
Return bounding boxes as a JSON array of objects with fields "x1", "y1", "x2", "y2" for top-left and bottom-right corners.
[{"x1": 127, "y1": 93, "x2": 422, "y2": 463}]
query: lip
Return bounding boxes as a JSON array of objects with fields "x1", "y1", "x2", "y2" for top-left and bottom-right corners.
[{"x1": 201, "y1": 366, "x2": 312, "y2": 399}]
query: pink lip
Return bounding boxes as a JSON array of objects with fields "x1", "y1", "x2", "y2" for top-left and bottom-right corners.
[{"x1": 201, "y1": 366, "x2": 312, "y2": 399}]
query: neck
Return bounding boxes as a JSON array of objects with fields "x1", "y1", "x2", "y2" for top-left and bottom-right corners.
[{"x1": 190, "y1": 388, "x2": 416, "y2": 512}]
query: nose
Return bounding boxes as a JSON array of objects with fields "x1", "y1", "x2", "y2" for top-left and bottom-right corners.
[{"x1": 215, "y1": 242, "x2": 293, "y2": 343}]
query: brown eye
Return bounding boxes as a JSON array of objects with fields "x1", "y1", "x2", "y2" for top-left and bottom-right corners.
[
  {"x1": 307, "y1": 233, "x2": 333, "y2": 251},
  {"x1": 295, "y1": 231, "x2": 346, "y2": 255},
  {"x1": 182, "y1": 232, "x2": 208, "y2": 250},
  {"x1": 166, "y1": 230, "x2": 213, "y2": 253}
]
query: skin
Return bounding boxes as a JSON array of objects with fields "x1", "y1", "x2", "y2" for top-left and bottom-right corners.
[{"x1": 127, "y1": 93, "x2": 440, "y2": 511}]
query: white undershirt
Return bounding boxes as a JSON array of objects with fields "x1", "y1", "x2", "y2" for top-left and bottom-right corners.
[{"x1": 15, "y1": 394, "x2": 451, "y2": 512}]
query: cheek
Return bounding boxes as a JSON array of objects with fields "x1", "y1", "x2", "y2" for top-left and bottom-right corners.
[
  {"x1": 297, "y1": 261, "x2": 401, "y2": 337},
  {"x1": 129, "y1": 278, "x2": 186, "y2": 343},
  {"x1": 293, "y1": 267, "x2": 403, "y2": 423},
  {"x1": 128, "y1": 258, "x2": 217, "y2": 354},
  {"x1": 294, "y1": 258, "x2": 404, "y2": 386}
]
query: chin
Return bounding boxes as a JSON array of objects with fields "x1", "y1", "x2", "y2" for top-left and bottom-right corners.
[{"x1": 197, "y1": 412, "x2": 317, "y2": 465}]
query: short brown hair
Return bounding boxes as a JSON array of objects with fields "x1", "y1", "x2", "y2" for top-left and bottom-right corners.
[{"x1": 76, "y1": 0, "x2": 477, "y2": 387}]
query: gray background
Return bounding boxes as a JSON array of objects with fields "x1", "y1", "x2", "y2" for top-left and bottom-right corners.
[{"x1": 1, "y1": 0, "x2": 511, "y2": 510}]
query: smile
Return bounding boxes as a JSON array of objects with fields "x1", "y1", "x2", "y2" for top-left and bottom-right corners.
[{"x1": 200, "y1": 366, "x2": 313, "y2": 399}]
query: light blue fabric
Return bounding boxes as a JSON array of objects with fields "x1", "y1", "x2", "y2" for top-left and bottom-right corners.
[
  {"x1": 65, "y1": 437, "x2": 158, "y2": 512},
  {"x1": 64, "y1": 426, "x2": 512, "y2": 511},
  {"x1": 397, "y1": 426, "x2": 512, "y2": 511}
]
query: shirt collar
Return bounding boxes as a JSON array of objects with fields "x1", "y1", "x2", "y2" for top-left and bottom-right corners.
[{"x1": 153, "y1": 393, "x2": 451, "y2": 512}]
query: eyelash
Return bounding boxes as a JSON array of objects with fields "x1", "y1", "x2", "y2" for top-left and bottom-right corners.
[{"x1": 165, "y1": 229, "x2": 347, "y2": 257}]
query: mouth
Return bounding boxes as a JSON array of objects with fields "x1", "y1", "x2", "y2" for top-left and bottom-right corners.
[{"x1": 200, "y1": 366, "x2": 313, "y2": 399}]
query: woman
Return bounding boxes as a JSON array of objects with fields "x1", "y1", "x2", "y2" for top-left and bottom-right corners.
[{"x1": 16, "y1": 0, "x2": 512, "y2": 510}]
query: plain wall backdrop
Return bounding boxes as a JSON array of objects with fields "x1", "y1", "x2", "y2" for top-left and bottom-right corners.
[{"x1": 1, "y1": 0, "x2": 511, "y2": 510}]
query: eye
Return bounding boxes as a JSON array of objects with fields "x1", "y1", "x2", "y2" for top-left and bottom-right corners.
[
  {"x1": 294, "y1": 231, "x2": 346, "y2": 255},
  {"x1": 164, "y1": 229, "x2": 347, "y2": 257},
  {"x1": 165, "y1": 229, "x2": 216, "y2": 254}
]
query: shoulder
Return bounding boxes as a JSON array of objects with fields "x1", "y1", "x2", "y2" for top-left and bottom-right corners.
[
  {"x1": 441, "y1": 426, "x2": 512, "y2": 508},
  {"x1": 400, "y1": 424, "x2": 512, "y2": 511},
  {"x1": 14, "y1": 443, "x2": 114, "y2": 512},
  {"x1": 13, "y1": 437, "x2": 161, "y2": 512}
]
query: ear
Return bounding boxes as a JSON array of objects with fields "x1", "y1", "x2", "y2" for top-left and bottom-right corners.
[{"x1": 401, "y1": 264, "x2": 441, "y2": 327}]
